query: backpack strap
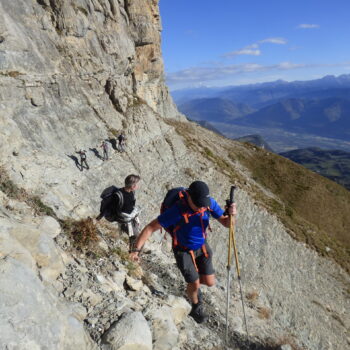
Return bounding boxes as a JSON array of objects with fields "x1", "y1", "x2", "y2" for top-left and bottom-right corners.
[
  {"x1": 114, "y1": 189, "x2": 124, "y2": 211},
  {"x1": 188, "y1": 245, "x2": 209, "y2": 273},
  {"x1": 172, "y1": 194, "x2": 211, "y2": 249},
  {"x1": 189, "y1": 250, "x2": 198, "y2": 272}
]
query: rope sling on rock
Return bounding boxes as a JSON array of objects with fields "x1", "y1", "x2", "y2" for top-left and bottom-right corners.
[{"x1": 225, "y1": 186, "x2": 249, "y2": 345}]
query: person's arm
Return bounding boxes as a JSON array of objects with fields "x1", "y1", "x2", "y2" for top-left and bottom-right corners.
[
  {"x1": 129, "y1": 218, "x2": 162, "y2": 261},
  {"x1": 217, "y1": 203, "x2": 237, "y2": 228}
]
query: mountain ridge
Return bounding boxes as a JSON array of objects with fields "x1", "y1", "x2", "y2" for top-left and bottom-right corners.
[
  {"x1": 172, "y1": 74, "x2": 350, "y2": 106},
  {"x1": 233, "y1": 97, "x2": 350, "y2": 140}
]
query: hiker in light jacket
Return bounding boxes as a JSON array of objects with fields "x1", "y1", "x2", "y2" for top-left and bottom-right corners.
[{"x1": 97, "y1": 174, "x2": 141, "y2": 248}]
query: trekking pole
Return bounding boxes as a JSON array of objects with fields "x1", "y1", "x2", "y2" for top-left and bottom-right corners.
[
  {"x1": 230, "y1": 189, "x2": 249, "y2": 339},
  {"x1": 225, "y1": 186, "x2": 235, "y2": 345}
]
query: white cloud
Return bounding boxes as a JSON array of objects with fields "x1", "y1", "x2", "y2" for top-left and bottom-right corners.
[
  {"x1": 224, "y1": 37, "x2": 287, "y2": 58},
  {"x1": 167, "y1": 62, "x2": 299, "y2": 84},
  {"x1": 246, "y1": 43, "x2": 259, "y2": 49},
  {"x1": 258, "y1": 37, "x2": 287, "y2": 45},
  {"x1": 277, "y1": 62, "x2": 305, "y2": 70},
  {"x1": 166, "y1": 61, "x2": 350, "y2": 86},
  {"x1": 230, "y1": 48, "x2": 261, "y2": 56},
  {"x1": 297, "y1": 24, "x2": 320, "y2": 29}
]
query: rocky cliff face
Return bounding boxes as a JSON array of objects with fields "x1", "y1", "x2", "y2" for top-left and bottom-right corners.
[{"x1": 0, "y1": 1, "x2": 349, "y2": 350}]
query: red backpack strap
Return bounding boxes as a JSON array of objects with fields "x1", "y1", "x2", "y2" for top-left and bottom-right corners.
[
  {"x1": 172, "y1": 225, "x2": 181, "y2": 247},
  {"x1": 189, "y1": 250, "x2": 199, "y2": 272},
  {"x1": 172, "y1": 193, "x2": 212, "y2": 248}
]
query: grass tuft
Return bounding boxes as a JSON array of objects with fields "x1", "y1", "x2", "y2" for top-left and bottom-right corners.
[
  {"x1": 257, "y1": 306, "x2": 271, "y2": 320},
  {"x1": 246, "y1": 290, "x2": 259, "y2": 302},
  {"x1": 0, "y1": 71, "x2": 22, "y2": 78},
  {"x1": 61, "y1": 217, "x2": 99, "y2": 248},
  {"x1": 27, "y1": 196, "x2": 57, "y2": 217}
]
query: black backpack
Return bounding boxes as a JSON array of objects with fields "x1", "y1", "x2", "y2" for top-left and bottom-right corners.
[{"x1": 97, "y1": 186, "x2": 124, "y2": 222}]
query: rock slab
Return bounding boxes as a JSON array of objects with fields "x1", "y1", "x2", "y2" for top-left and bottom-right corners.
[{"x1": 101, "y1": 311, "x2": 152, "y2": 350}]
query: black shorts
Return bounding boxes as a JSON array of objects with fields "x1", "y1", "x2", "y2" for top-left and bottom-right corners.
[{"x1": 173, "y1": 242, "x2": 215, "y2": 283}]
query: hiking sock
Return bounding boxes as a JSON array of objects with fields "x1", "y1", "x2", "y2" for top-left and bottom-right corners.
[{"x1": 197, "y1": 288, "x2": 203, "y2": 304}]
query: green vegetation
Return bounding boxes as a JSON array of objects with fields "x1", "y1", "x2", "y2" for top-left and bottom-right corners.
[
  {"x1": 230, "y1": 143, "x2": 350, "y2": 272},
  {"x1": 110, "y1": 246, "x2": 139, "y2": 277},
  {"x1": 0, "y1": 71, "x2": 22, "y2": 78},
  {"x1": 0, "y1": 169, "x2": 22, "y2": 198},
  {"x1": 109, "y1": 128, "x2": 119, "y2": 137},
  {"x1": 28, "y1": 196, "x2": 57, "y2": 217},
  {"x1": 280, "y1": 148, "x2": 350, "y2": 190},
  {"x1": 110, "y1": 246, "x2": 129, "y2": 261},
  {"x1": 0, "y1": 166, "x2": 57, "y2": 218}
]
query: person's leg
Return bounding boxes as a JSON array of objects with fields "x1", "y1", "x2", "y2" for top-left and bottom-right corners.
[
  {"x1": 173, "y1": 249, "x2": 208, "y2": 323},
  {"x1": 187, "y1": 279, "x2": 201, "y2": 304},
  {"x1": 199, "y1": 274, "x2": 215, "y2": 287},
  {"x1": 197, "y1": 243, "x2": 215, "y2": 287}
]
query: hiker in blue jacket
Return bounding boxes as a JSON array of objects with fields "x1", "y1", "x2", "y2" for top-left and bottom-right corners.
[{"x1": 130, "y1": 180, "x2": 236, "y2": 323}]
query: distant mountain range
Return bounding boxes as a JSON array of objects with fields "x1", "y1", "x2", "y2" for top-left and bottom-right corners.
[
  {"x1": 233, "y1": 97, "x2": 350, "y2": 140},
  {"x1": 280, "y1": 147, "x2": 350, "y2": 190},
  {"x1": 179, "y1": 98, "x2": 255, "y2": 122},
  {"x1": 175, "y1": 74, "x2": 350, "y2": 144},
  {"x1": 219, "y1": 75, "x2": 350, "y2": 108},
  {"x1": 173, "y1": 74, "x2": 350, "y2": 107}
]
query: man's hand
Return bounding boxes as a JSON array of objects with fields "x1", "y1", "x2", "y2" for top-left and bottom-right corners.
[
  {"x1": 129, "y1": 251, "x2": 140, "y2": 263},
  {"x1": 226, "y1": 202, "x2": 237, "y2": 216},
  {"x1": 128, "y1": 218, "x2": 161, "y2": 262}
]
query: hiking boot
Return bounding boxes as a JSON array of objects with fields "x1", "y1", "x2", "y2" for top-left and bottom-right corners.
[{"x1": 189, "y1": 302, "x2": 208, "y2": 324}]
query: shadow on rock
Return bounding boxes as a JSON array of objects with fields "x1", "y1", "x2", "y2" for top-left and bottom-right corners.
[
  {"x1": 108, "y1": 138, "x2": 117, "y2": 150},
  {"x1": 89, "y1": 148, "x2": 103, "y2": 160},
  {"x1": 228, "y1": 333, "x2": 283, "y2": 350},
  {"x1": 67, "y1": 154, "x2": 81, "y2": 171}
]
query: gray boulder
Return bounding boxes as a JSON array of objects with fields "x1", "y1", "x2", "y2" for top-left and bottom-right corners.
[
  {"x1": 0, "y1": 257, "x2": 96, "y2": 350},
  {"x1": 101, "y1": 311, "x2": 152, "y2": 350}
]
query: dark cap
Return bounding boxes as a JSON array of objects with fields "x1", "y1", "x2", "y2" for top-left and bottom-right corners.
[{"x1": 188, "y1": 181, "x2": 211, "y2": 208}]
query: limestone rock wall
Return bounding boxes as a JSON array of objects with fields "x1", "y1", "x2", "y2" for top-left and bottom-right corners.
[{"x1": 0, "y1": 0, "x2": 181, "y2": 217}]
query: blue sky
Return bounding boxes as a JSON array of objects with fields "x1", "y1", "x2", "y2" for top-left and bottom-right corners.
[{"x1": 159, "y1": 0, "x2": 350, "y2": 90}]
